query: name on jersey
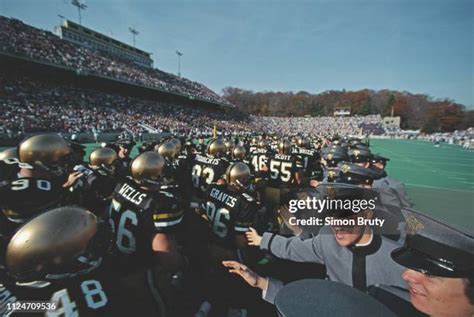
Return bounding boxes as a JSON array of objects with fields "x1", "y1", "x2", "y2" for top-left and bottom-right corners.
[
  {"x1": 252, "y1": 149, "x2": 268, "y2": 154},
  {"x1": 210, "y1": 187, "x2": 237, "y2": 208},
  {"x1": 118, "y1": 183, "x2": 147, "y2": 205},
  {"x1": 195, "y1": 154, "x2": 221, "y2": 165},
  {"x1": 274, "y1": 154, "x2": 292, "y2": 160},
  {"x1": 297, "y1": 149, "x2": 314, "y2": 155}
]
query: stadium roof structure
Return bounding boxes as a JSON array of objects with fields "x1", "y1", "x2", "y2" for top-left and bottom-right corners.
[{"x1": 57, "y1": 19, "x2": 153, "y2": 68}]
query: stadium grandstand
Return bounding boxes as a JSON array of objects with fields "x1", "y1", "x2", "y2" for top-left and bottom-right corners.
[{"x1": 0, "y1": 16, "x2": 233, "y2": 107}]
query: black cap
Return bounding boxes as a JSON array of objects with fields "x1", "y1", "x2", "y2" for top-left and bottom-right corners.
[
  {"x1": 372, "y1": 154, "x2": 390, "y2": 165},
  {"x1": 336, "y1": 162, "x2": 384, "y2": 186},
  {"x1": 275, "y1": 279, "x2": 396, "y2": 317},
  {"x1": 117, "y1": 139, "x2": 136, "y2": 149},
  {"x1": 316, "y1": 183, "x2": 379, "y2": 218},
  {"x1": 391, "y1": 209, "x2": 474, "y2": 278},
  {"x1": 323, "y1": 148, "x2": 349, "y2": 168},
  {"x1": 348, "y1": 148, "x2": 372, "y2": 164}
]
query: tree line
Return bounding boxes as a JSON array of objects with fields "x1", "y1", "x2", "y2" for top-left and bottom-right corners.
[{"x1": 222, "y1": 87, "x2": 474, "y2": 133}]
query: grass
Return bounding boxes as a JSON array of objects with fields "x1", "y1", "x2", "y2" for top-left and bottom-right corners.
[{"x1": 369, "y1": 139, "x2": 474, "y2": 232}]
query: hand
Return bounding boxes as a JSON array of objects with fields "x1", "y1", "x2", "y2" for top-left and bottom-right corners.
[
  {"x1": 62, "y1": 171, "x2": 83, "y2": 188},
  {"x1": 246, "y1": 227, "x2": 262, "y2": 246},
  {"x1": 309, "y1": 179, "x2": 320, "y2": 187},
  {"x1": 222, "y1": 261, "x2": 268, "y2": 290},
  {"x1": 260, "y1": 165, "x2": 269, "y2": 172}
]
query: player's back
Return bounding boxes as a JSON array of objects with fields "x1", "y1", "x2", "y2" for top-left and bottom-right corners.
[
  {"x1": 266, "y1": 153, "x2": 299, "y2": 188},
  {"x1": 202, "y1": 184, "x2": 256, "y2": 249},
  {"x1": 249, "y1": 148, "x2": 272, "y2": 175},
  {"x1": 107, "y1": 179, "x2": 183, "y2": 272},
  {"x1": 190, "y1": 154, "x2": 229, "y2": 196},
  {"x1": 0, "y1": 268, "x2": 116, "y2": 317}
]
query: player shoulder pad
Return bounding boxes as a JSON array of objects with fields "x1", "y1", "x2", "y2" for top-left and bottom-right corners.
[{"x1": 74, "y1": 164, "x2": 94, "y2": 176}]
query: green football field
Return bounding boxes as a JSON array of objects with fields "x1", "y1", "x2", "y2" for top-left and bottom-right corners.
[
  {"x1": 2, "y1": 139, "x2": 473, "y2": 232},
  {"x1": 369, "y1": 139, "x2": 474, "y2": 232}
]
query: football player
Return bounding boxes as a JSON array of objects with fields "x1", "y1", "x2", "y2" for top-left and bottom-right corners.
[
  {"x1": 0, "y1": 134, "x2": 79, "y2": 240},
  {"x1": 72, "y1": 147, "x2": 119, "y2": 216},
  {"x1": 292, "y1": 136, "x2": 323, "y2": 187},
  {"x1": 200, "y1": 162, "x2": 260, "y2": 316},
  {"x1": 190, "y1": 138, "x2": 229, "y2": 200},
  {"x1": 249, "y1": 139, "x2": 273, "y2": 178},
  {"x1": 201, "y1": 162, "x2": 259, "y2": 263},
  {"x1": 261, "y1": 139, "x2": 302, "y2": 233},
  {"x1": 230, "y1": 145, "x2": 248, "y2": 165},
  {"x1": 156, "y1": 141, "x2": 179, "y2": 184},
  {"x1": 265, "y1": 139, "x2": 301, "y2": 189},
  {"x1": 0, "y1": 205, "x2": 117, "y2": 317},
  {"x1": 224, "y1": 139, "x2": 235, "y2": 161},
  {"x1": 106, "y1": 151, "x2": 186, "y2": 315},
  {"x1": 107, "y1": 151, "x2": 185, "y2": 272}
]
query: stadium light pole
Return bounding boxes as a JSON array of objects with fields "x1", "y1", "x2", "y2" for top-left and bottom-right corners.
[
  {"x1": 129, "y1": 27, "x2": 139, "y2": 47},
  {"x1": 176, "y1": 50, "x2": 183, "y2": 77},
  {"x1": 71, "y1": 0, "x2": 87, "y2": 25}
]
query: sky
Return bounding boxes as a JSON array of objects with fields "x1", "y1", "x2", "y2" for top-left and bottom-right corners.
[{"x1": 1, "y1": 0, "x2": 473, "y2": 107}]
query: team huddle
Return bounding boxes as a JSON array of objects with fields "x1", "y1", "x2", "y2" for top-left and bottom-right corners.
[{"x1": 0, "y1": 133, "x2": 472, "y2": 317}]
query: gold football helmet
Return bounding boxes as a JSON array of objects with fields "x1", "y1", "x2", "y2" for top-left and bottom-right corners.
[
  {"x1": 131, "y1": 151, "x2": 166, "y2": 187},
  {"x1": 297, "y1": 137, "x2": 310, "y2": 149},
  {"x1": 169, "y1": 138, "x2": 182, "y2": 155},
  {"x1": 226, "y1": 162, "x2": 251, "y2": 190},
  {"x1": 225, "y1": 139, "x2": 235, "y2": 152},
  {"x1": 0, "y1": 147, "x2": 18, "y2": 160},
  {"x1": 233, "y1": 145, "x2": 247, "y2": 160},
  {"x1": 6, "y1": 206, "x2": 107, "y2": 282},
  {"x1": 258, "y1": 139, "x2": 269, "y2": 149},
  {"x1": 157, "y1": 141, "x2": 176, "y2": 160},
  {"x1": 207, "y1": 139, "x2": 226, "y2": 158},
  {"x1": 278, "y1": 139, "x2": 292, "y2": 155},
  {"x1": 89, "y1": 147, "x2": 118, "y2": 173},
  {"x1": 18, "y1": 134, "x2": 72, "y2": 176}
]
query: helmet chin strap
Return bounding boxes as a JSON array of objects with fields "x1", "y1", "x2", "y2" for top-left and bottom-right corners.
[
  {"x1": 34, "y1": 161, "x2": 65, "y2": 176},
  {"x1": 235, "y1": 179, "x2": 249, "y2": 190}
]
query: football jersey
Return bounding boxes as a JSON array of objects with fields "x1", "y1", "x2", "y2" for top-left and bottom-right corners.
[
  {"x1": 115, "y1": 157, "x2": 132, "y2": 179},
  {"x1": 202, "y1": 184, "x2": 258, "y2": 249},
  {"x1": 190, "y1": 154, "x2": 229, "y2": 195},
  {"x1": 107, "y1": 179, "x2": 184, "y2": 271},
  {"x1": 0, "y1": 160, "x2": 70, "y2": 239},
  {"x1": 71, "y1": 165, "x2": 117, "y2": 216},
  {"x1": 249, "y1": 148, "x2": 273, "y2": 176},
  {"x1": 292, "y1": 147, "x2": 324, "y2": 180},
  {"x1": 0, "y1": 269, "x2": 116, "y2": 317},
  {"x1": 266, "y1": 154, "x2": 300, "y2": 188}
]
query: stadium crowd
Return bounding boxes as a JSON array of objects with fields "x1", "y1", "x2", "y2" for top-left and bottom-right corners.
[
  {"x1": 0, "y1": 76, "x2": 392, "y2": 137},
  {"x1": 254, "y1": 115, "x2": 386, "y2": 136},
  {"x1": 0, "y1": 16, "x2": 232, "y2": 106},
  {"x1": 0, "y1": 76, "x2": 252, "y2": 135}
]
